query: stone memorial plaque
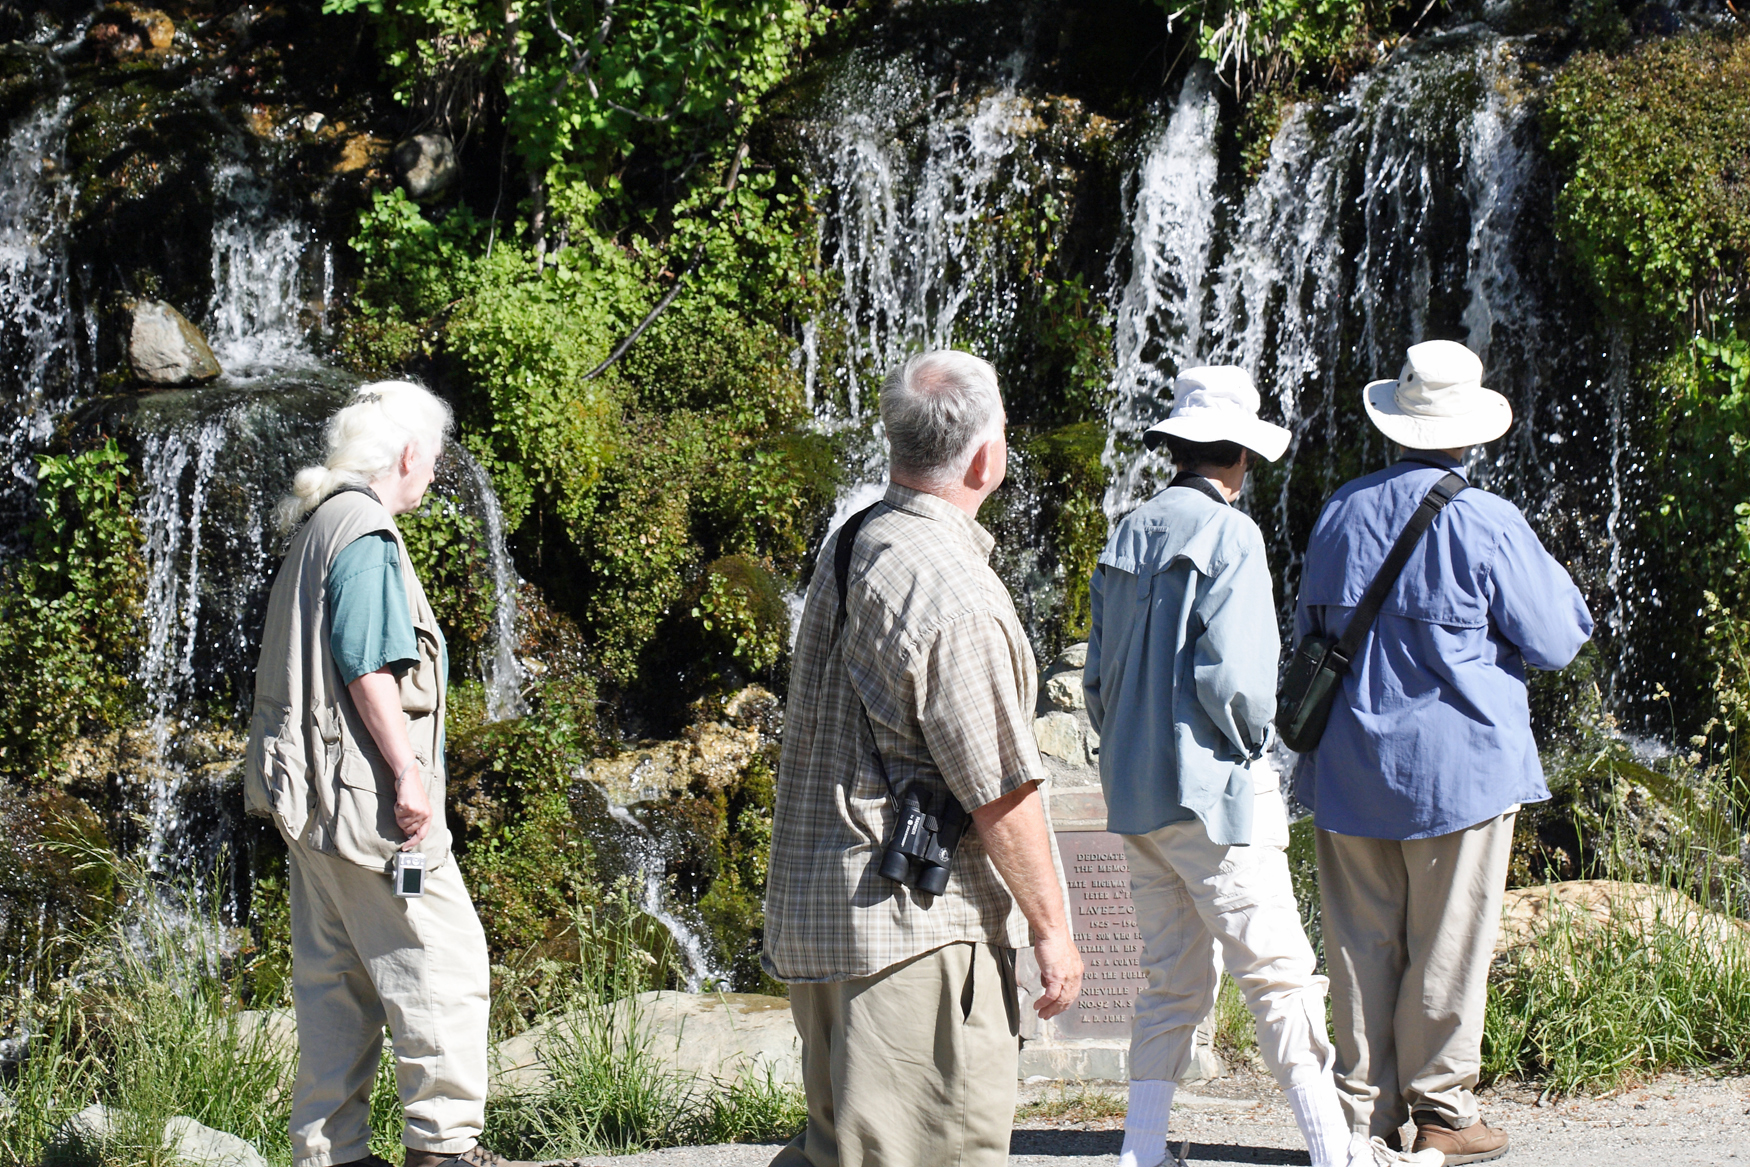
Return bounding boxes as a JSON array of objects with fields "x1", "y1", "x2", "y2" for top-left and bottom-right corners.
[{"x1": 1054, "y1": 830, "x2": 1145, "y2": 1038}]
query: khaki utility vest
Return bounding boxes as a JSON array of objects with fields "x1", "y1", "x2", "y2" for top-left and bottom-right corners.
[{"x1": 244, "y1": 489, "x2": 451, "y2": 871}]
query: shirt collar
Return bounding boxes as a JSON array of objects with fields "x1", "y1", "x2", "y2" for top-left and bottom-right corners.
[
  {"x1": 883, "y1": 483, "x2": 997, "y2": 561},
  {"x1": 1396, "y1": 451, "x2": 1469, "y2": 479}
]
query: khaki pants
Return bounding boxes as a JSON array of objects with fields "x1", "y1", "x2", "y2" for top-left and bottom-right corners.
[
  {"x1": 287, "y1": 837, "x2": 490, "y2": 1167},
  {"x1": 1124, "y1": 773, "x2": 1332, "y2": 1087},
  {"x1": 1316, "y1": 812, "x2": 1515, "y2": 1138},
  {"x1": 770, "y1": 942, "x2": 1020, "y2": 1167}
]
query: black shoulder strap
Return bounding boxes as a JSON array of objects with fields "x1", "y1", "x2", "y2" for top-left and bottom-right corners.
[
  {"x1": 1168, "y1": 470, "x2": 1229, "y2": 507},
  {"x1": 1330, "y1": 472, "x2": 1468, "y2": 668},
  {"x1": 834, "y1": 502, "x2": 883, "y2": 628}
]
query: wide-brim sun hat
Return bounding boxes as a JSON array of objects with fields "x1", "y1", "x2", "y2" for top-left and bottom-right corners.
[
  {"x1": 1142, "y1": 365, "x2": 1292, "y2": 462},
  {"x1": 1362, "y1": 339, "x2": 1513, "y2": 449}
]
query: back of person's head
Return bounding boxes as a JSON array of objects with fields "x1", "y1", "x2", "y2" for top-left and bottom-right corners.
[
  {"x1": 1163, "y1": 434, "x2": 1248, "y2": 470},
  {"x1": 880, "y1": 350, "x2": 1004, "y2": 488},
  {"x1": 275, "y1": 380, "x2": 454, "y2": 532}
]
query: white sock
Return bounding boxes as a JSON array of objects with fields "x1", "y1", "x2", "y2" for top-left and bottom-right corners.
[
  {"x1": 1285, "y1": 1075, "x2": 1354, "y2": 1167},
  {"x1": 1120, "y1": 1079, "x2": 1176, "y2": 1167}
]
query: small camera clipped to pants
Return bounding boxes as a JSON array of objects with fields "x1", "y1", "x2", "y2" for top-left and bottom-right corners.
[
  {"x1": 878, "y1": 787, "x2": 968, "y2": 895},
  {"x1": 393, "y1": 849, "x2": 426, "y2": 898}
]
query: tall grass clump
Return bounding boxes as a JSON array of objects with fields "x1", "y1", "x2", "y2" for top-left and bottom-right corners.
[
  {"x1": 1, "y1": 845, "x2": 294, "y2": 1167},
  {"x1": 483, "y1": 882, "x2": 804, "y2": 1157},
  {"x1": 1481, "y1": 746, "x2": 1750, "y2": 1094}
]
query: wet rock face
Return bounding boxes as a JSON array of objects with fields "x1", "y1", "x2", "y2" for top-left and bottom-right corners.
[
  {"x1": 88, "y1": 6, "x2": 176, "y2": 62},
  {"x1": 126, "y1": 299, "x2": 221, "y2": 384},
  {"x1": 392, "y1": 132, "x2": 458, "y2": 199}
]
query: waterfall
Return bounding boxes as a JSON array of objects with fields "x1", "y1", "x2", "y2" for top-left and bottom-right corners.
[
  {"x1": 810, "y1": 53, "x2": 1038, "y2": 416},
  {"x1": 1104, "y1": 27, "x2": 1616, "y2": 634},
  {"x1": 0, "y1": 99, "x2": 78, "y2": 544},
  {"x1": 457, "y1": 448, "x2": 527, "y2": 721},
  {"x1": 205, "y1": 162, "x2": 317, "y2": 378},
  {"x1": 1102, "y1": 65, "x2": 1222, "y2": 519},
  {"x1": 597, "y1": 797, "x2": 731, "y2": 993}
]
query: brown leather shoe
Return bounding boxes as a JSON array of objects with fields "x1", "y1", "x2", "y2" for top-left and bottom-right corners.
[{"x1": 1411, "y1": 1115, "x2": 1509, "y2": 1164}]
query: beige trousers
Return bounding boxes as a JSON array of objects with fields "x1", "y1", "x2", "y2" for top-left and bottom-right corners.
[
  {"x1": 1124, "y1": 772, "x2": 1332, "y2": 1087},
  {"x1": 287, "y1": 837, "x2": 490, "y2": 1167},
  {"x1": 1316, "y1": 811, "x2": 1516, "y2": 1138},
  {"x1": 769, "y1": 942, "x2": 1021, "y2": 1167}
]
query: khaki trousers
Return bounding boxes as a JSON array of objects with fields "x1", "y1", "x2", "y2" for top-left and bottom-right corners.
[
  {"x1": 1124, "y1": 775, "x2": 1332, "y2": 1087},
  {"x1": 770, "y1": 942, "x2": 1021, "y2": 1167},
  {"x1": 287, "y1": 837, "x2": 490, "y2": 1167},
  {"x1": 1316, "y1": 812, "x2": 1515, "y2": 1139}
]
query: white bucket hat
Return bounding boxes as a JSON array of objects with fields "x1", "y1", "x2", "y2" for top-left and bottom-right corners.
[
  {"x1": 1362, "y1": 340, "x2": 1513, "y2": 449},
  {"x1": 1142, "y1": 365, "x2": 1292, "y2": 462}
]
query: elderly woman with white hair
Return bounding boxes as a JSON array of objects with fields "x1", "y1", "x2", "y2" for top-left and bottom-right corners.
[{"x1": 246, "y1": 381, "x2": 509, "y2": 1167}]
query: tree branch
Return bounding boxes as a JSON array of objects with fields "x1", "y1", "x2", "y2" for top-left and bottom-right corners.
[{"x1": 581, "y1": 141, "x2": 749, "y2": 382}]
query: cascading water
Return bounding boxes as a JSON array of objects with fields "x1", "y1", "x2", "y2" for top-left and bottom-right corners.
[
  {"x1": 1102, "y1": 64, "x2": 1221, "y2": 518},
  {"x1": 0, "y1": 99, "x2": 79, "y2": 546},
  {"x1": 600, "y1": 800, "x2": 731, "y2": 993},
  {"x1": 204, "y1": 162, "x2": 319, "y2": 378},
  {"x1": 1104, "y1": 27, "x2": 1623, "y2": 655}
]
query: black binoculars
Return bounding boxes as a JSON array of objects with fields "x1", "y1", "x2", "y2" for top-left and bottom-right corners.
[{"x1": 878, "y1": 787, "x2": 969, "y2": 896}]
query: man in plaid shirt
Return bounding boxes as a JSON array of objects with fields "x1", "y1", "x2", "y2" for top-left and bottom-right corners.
[{"x1": 764, "y1": 350, "x2": 1083, "y2": 1167}]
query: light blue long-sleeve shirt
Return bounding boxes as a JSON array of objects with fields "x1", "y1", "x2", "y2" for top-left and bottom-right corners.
[
  {"x1": 1083, "y1": 482, "x2": 1279, "y2": 844},
  {"x1": 1292, "y1": 456, "x2": 1595, "y2": 841}
]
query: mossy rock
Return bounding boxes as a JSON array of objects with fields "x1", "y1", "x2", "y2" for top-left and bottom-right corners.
[{"x1": 0, "y1": 44, "x2": 62, "y2": 125}]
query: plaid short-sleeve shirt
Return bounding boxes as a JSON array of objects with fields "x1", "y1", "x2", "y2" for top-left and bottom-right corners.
[{"x1": 761, "y1": 484, "x2": 1049, "y2": 982}]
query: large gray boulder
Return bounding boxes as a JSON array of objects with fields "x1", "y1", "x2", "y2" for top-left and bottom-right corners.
[
  {"x1": 128, "y1": 300, "x2": 221, "y2": 385},
  {"x1": 392, "y1": 133, "x2": 459, "y2": 200}
]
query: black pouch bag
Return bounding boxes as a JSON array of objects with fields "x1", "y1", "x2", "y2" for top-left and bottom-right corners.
[{"x1": 1276, "y1": 470, "x2": 1467, "y2": 753}]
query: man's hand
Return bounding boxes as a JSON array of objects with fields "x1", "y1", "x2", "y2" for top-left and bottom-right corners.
[
  {"x1": 970, "y1": 781, "x2": 1084, "y2": 1018},
  {"x1": 1030, "y1": 927, "x2": 1084, "y2": 1020},
  {"x1": 347, "y1": 668, "x2": 428, "y2": 850},
  {"x1": 394, "y1": 765, "x2": 433, "y2": 848}
]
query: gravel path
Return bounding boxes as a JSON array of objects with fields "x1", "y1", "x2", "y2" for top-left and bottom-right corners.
[{"x1": 554, "y1": 1070, "x2": 1750, "y2": 1166}]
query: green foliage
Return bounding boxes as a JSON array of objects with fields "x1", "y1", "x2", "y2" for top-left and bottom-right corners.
[
  {"x1": 398, "y1": 491, "x2": 495, "y2": 676},
  {"x1": 1153, "y1": 0, "x2": 1397, "y2": 86},
  {"x1": 692, "y1": 749, "x2": 782, "y2": 994},
  {"x1": 1545, "y1": 32, "x2": 1750, "y2": 330},
  {"x1": 1018, "y1": 422, "x2": 1109, "y2": 644},
  {"x1": 445, "y1": 682, "x2": 600, "y2": 963},
  {"x1": 690, "y1": 556, "x2": 789, "y2": 677},
  {"x1": 0, "y1": 440, "x2": 143, "y2": 781}
]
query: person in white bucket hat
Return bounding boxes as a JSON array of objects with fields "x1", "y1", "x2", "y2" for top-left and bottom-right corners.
[
  {"x1": 1360, "y1": 340, "x2": 1513, "y2": 450},
  {"x1": 1086, "y1": 366, "x2": 1437, "y2": 1167},
  {"x1": 1294, "y1": 340, "x2": 1594, "y2": 1164}
]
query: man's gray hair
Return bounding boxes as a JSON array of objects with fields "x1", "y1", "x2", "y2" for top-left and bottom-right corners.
[{"x1": 880, "y1": 350, "x2": 1005, "y2": 486}]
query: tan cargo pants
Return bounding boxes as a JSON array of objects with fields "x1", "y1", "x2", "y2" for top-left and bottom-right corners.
[
  {"x1": 1123, "y1": 768, "x2": 1333, "y2": 1088},
  {"x1": 769, "y1": 942, "x2": 1021, "y2": 1167},
  {"x1": 1316, "y1": 811, "x2": 1516, "y2": 1139},
  {"x1": 286, "y1": 837, "x2": 490, "y2": 1167}
]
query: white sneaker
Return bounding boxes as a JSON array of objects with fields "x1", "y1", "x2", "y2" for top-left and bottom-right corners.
[{"x1": 1355, "y1": 1135, "x2": 1445, "y2": 1166}]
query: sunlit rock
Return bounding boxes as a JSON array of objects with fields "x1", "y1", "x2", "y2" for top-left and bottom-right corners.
[
  {"x1": 126, "y1": 299, "x2": 221, "y2": 385},
  {"x1": 393, "y1": 132, "x2": 459, "y2": 200},
  {"x1": 1045, "y1": 672, "x2": 1085, "y2": 711}
]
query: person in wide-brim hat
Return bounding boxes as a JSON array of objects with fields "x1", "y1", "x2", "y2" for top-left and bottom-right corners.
[
  {"x1": 1361, "y1": 339, "x2": 1512, "y2": 449},
  {"x1": 1294, "y1": 338, "x2": 1593, "y2": 1165},
  {"x1": 1143, "y1": 364, "x2": 1293, "y2": 461},
  {"x1": 1091, "y1": 365, "x2": 1439, "y2": 1167}
]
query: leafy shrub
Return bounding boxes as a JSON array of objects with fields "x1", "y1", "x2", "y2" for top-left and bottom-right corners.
[
  {"x1": 1546, "y1": 32, "x2": 1750, "y2": 330},
  {"x1": 0, "y1": 440, "x2": 143, "y2": 782}
]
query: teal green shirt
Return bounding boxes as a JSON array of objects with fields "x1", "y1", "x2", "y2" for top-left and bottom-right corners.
[{"x1": 327, "y1": 533, "x2": 420, "y2": 685}]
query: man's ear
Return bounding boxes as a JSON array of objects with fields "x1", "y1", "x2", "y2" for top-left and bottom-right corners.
[{"x1": 965, "y1": 438, "x2": 994, "y2": 490}]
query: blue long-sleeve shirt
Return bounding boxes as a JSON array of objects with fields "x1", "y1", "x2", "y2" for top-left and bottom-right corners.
[
  {"x1": 1292, "y1": 456, "x2": 1594, "y2": 841},
  {"x1": 1084, "y1": 483, "x2": 1278, "y2": 844}
]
